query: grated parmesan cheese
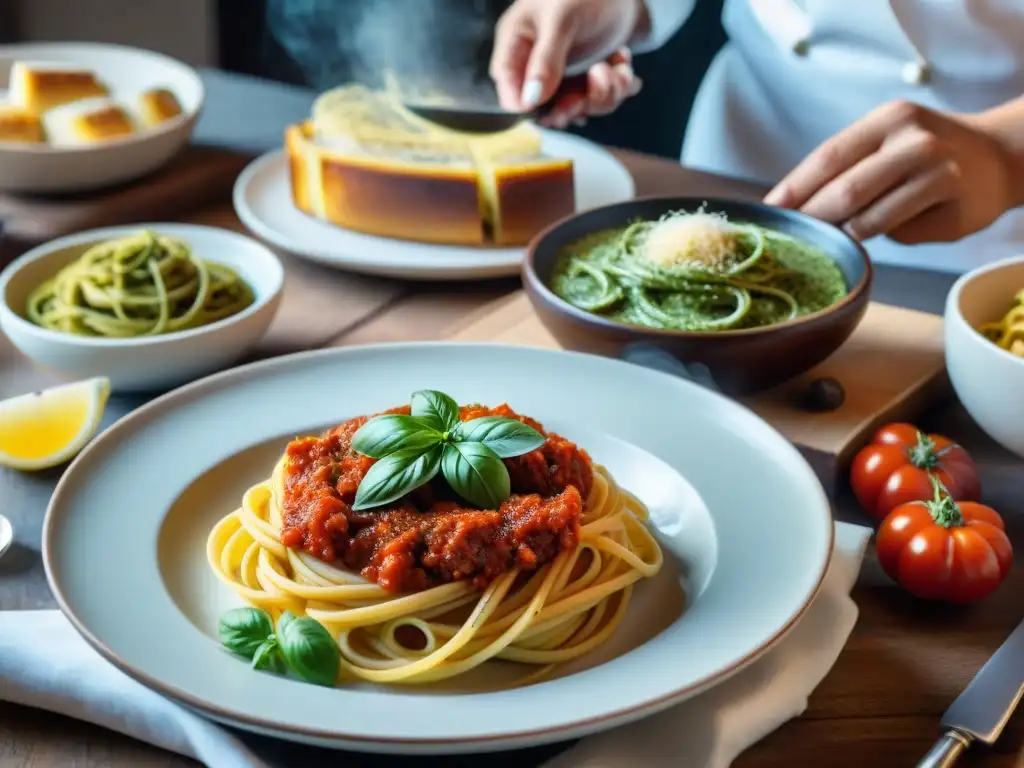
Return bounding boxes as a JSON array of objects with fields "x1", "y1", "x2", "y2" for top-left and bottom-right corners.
[{"x1": 639, "y1": 210, "x2": 738, "y2": 270}]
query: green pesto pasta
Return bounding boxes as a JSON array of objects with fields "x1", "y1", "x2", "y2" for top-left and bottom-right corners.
[
  {"x1": 27, "y1": 230, "x2": 255, "y2": 338},
  {"x1": 550, "y1": 212, "x2": 848, "y2": 332}
]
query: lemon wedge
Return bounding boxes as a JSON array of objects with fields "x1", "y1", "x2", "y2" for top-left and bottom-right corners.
[{"x1": 0, "y1": 377, "x2": 110, "y2": 471}]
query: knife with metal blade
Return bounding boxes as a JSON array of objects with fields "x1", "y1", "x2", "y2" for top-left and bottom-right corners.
[{"x1": 917, "y1": 616, "x2": 1024, "y2": 767}]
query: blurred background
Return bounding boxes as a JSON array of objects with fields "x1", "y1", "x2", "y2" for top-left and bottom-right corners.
[{"x1": 0, "y1": 0, "x2": 726, "y2": 158}]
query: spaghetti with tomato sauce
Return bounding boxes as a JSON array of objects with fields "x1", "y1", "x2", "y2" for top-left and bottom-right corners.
[
  {"x1": 206, "y1": 400, "x2": 664, "y2": 687},
  {"x1": 280, "y1": 404, "x2": 590, "y2": 592}
]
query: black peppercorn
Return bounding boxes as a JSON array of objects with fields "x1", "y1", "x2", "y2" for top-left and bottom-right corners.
[{"x1": 802, "y1": 377, "x2": 845, "y2": 412}]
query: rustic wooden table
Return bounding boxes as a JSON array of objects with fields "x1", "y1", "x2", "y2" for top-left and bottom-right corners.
[{"x1": 1, "y1": 71, "x2": 1023, "y2": 768}]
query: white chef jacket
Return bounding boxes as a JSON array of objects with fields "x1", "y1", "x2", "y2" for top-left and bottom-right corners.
[{"x1": 638, "y1": 0, "x2": 1024, "y2": 273}]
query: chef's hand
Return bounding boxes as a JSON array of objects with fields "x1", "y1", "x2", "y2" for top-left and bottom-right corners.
[
  {"x1": 489, "y1": 0, "x2": 646, "y2": 128},
  {"x1": 765, "y1": 100, "x2": 1014, "y2": 244}
]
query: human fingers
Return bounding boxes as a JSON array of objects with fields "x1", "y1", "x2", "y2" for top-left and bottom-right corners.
[
  {"x1": 765, "y1": 100, "x2": 930, "y2": 209},
  {"x1": 549, "y1": 62, "x2": 620, "y2": 127},
  {"x1": 885, "y1": 201, "x2": 963, "y2": 245},
  {"x1": 519, "y1": 6, "x2": 578, "y2": 110},
  {"x1": 489, "y1": 9, "x2": 533, "y2": 111},
  {"x1": 626, "y1": 73, "x2": 643, "y2": 98},
  {"x1": 800, "y1": 127, "x2": 946, "y2": 224},
  {"x1": 845, "y1": 160, "x2": 961, "y2": 241},
  {"x1": 605, "y1": 47, "x2": 639, "y2": 100},
  {"x1": 536, "y1": 71, "x2": 589, "y2": 128},
  {"x1": 540, "y1": 56, "x2": 638, "y2": 127},
  {"x1": 588, "y1": 60, "x2": 638, "y2": 116},
  {"x1": 614, "y1": 60, "x2": 641, "y2": 97},
  {"x1": 553, "y1": 49, "x2": 638, "y2": 124},
  {"x1": 539, "y1": 90, "x2": 588, "y2": 129},
  {"x1": 584, "y1": 62, "x2": 617, "y2": 114}
]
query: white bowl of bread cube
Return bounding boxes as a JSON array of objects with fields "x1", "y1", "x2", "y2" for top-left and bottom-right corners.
[{"x1": 0, "y1": 42, "x2": 203, "y2": 193}]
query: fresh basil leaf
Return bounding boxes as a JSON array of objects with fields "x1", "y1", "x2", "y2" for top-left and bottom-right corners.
[
  {"x1": 452, "y1": 416, "x2": 546, "y2": 458},
  {"x1": 411, "y1": 390, "x2": 460, "y2": 432},
  {"x1": 442, "y1": 442, "x2": 510, "y2": 509},
  {"x1": 351, "y1": 414, "x2": 441, "y2": 458},
  {"x1": 277, "y1": 615, "x2": 341, "y2": 687},
  {"x1": 277, "y1": 610, "x2": 296, "y2": 635},
  {"x1": 218, "y1": 607, "x2": 274, "y2": 658},
  {"x1": 251, "y1": 638, "x2": 285, "y2": 673},
  {"x1": 352, "y1": 445, "x2": 443, "y2": 510}
]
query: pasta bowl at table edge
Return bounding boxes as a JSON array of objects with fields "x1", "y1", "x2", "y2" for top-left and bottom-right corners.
[
  {"x1": 945, "y1": 253, "x2": 1024, "y2": 459},
  {"x1": 522, "y1": 196, "x2": 873, "y2": 396},
  {"x1": 0, "y1": 223, "x2": 284, "y2": 393}
]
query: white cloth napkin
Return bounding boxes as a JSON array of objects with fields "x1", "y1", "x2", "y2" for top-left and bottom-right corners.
[{"x1": 0, "y1": 521, "x2": 870, "y2": 768}]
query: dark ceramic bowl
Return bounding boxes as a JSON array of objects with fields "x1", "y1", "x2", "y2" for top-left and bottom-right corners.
[{"x1": 522, "y1": 196, "x2": 873, "y2": 396}]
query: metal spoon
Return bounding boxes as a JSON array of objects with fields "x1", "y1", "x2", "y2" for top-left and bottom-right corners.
[
  {"x1": 403, "y1": 74, "x2": 588, "y2": 134},
  {"x1": 401, "y1": 51, "x2": 608, "y2": 135},
  {"x1": 0, "y1": 514, "x2": 12, "y2": 561}
]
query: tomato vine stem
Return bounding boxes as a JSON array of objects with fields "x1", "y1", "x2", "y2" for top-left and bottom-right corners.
[
  {"x1": 923, "y1": 474, "x2": 964, "y2": 528},
  {"x1": 907, "y1": 431, "x2": 939, "y2": 469}
]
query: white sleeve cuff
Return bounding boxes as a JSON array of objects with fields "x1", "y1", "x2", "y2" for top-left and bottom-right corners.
[{"x1": 633, "y1": 0, "x2": 698, "y2": 53}]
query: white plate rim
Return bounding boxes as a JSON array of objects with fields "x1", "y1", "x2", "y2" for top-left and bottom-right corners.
[
  {"x1": 232, "y1": 130, "x2": 636, "y2": 281},
  {"x1": 42, "y1": 342, "x2": 834, "y2": 750}
]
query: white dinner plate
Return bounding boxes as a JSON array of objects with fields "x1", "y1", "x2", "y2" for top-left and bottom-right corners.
[
  {"x1": 232, "y1": 130, "x2": 636, "y2": 280},
  {"x1": 44, "y1": 343, "x2": 833, "y2": 754}
]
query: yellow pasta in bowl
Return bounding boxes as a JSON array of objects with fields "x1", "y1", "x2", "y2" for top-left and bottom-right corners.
[
  {"x1": 945, "y1": 255, "x2": 1024, "y2": 460},
  {"x1": 977, "y1": 288, "x2": 1024, "y2": 358}
]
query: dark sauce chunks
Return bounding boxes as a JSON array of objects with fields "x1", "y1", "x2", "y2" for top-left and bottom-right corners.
[{"x1": 280, "y1": 404, "x2": 593, "y2": 593}]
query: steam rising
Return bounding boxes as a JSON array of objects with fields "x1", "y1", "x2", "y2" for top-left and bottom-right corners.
[{"x1": 265, "y1": 0, "x2": 500, "y2": 106}]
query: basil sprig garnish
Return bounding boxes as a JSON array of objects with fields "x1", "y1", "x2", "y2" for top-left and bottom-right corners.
[
  {"x1": 350, "y1": 389, "x2": 546, "y2": 510},
  {"x1": 219, "y1": 605, "x2": 274, "y2": 658},
  {"x1": 275, "y1": 611, "x2": 341, "y2": 687},
  {"x1": 218, "y1": 607, "x2": 340, "y2": 687},
  {"x1": 441, "y1": 440, "x2": 510, "y2": 510}
]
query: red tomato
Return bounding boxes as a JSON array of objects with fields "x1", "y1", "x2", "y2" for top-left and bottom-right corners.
[
  {"x1": 876, "y1": 482, "x2": 1012, "y2": 604},
  {"x1": 850, "y1": 422, "x2": 980, "y2": 521}
]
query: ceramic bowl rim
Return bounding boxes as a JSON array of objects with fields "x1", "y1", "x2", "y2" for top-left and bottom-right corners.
[
  {"x1": 0, "y1": 41, "x2": 204, "y2": 155},
  {"x1": 523, "y1": 194, "x2": 873, "y2": 339},
  {"x1": 0, "y1": 223, "x2": 285, "y2": 348},
  {"x1": 946, "y1": 251, "x2": 1024, "y2": 369}
]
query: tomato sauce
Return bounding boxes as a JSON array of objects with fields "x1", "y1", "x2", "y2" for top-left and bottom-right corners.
[{"x1": 280, "y1": 404, "x2": 592, "y2": 593}]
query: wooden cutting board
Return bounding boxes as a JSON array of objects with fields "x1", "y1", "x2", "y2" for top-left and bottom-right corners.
[
  {"x1": 450, "y1": 292, "x2": 951, "y2": 495},
  {"x1": 0, "y1": 146, "x2": 251, "y2": 244}
]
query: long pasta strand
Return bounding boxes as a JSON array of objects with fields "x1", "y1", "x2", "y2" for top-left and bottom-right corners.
[
  {"x1": 26, "y1": 230, "x2": 254, "y2": 338},
  {"x1": 552, "y1": 215, "x2": 847, "y2": 332},
  {"x1": 206, "y1": 459, "x2": 664, "y2": 688},
  {"x1": 978, "y1": 289, "x2": 1024, "y2": 357}
]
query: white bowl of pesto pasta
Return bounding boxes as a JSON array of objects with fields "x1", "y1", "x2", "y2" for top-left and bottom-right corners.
[
  {"x1": 945, "y1": 253, "x2": 1024, "y2": 459},
  {"x1": 0, "y1": 223, "x2": 284, "y2": 392}
]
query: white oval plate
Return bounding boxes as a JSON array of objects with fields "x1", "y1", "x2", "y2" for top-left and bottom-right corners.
[
  {"x1": 44, "y1": 343, "x2": 833, "y2": 754},
  {"x1": 232, "y1": 130, "x2": 635, "y2": 281}
]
